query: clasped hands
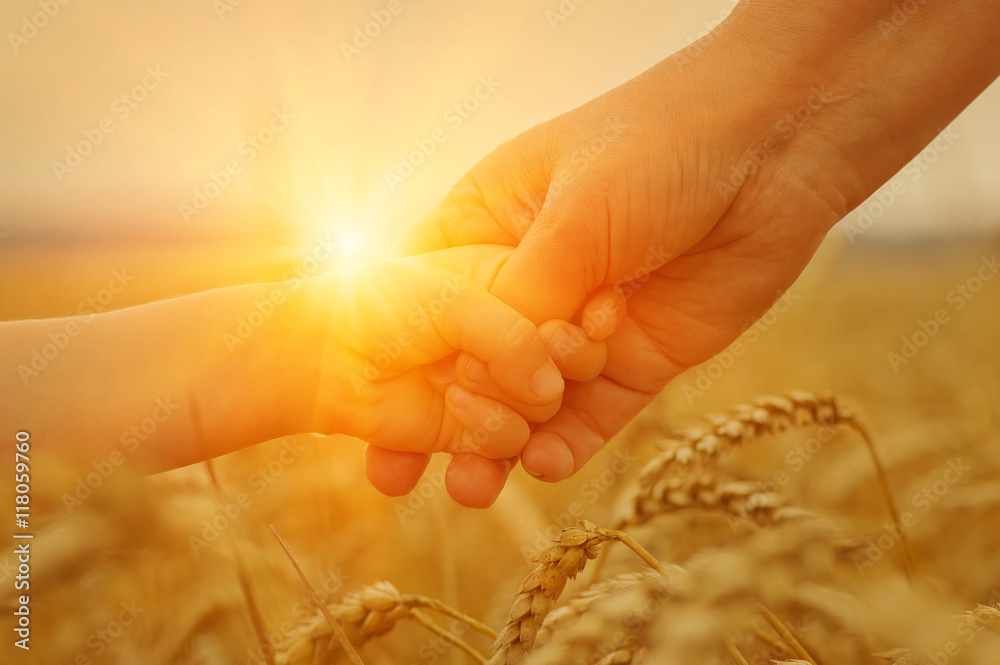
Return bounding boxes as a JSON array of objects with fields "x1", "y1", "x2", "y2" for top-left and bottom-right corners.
[
  {"x1": 313, "y1": 34, "x2": 869, "y2": 507},
  {"x1": 302, "y1": 244, "x2": 627, "y2": 508}
]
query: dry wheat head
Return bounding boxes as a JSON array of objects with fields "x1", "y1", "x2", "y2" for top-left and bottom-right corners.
[{"x1": 487, "y1": 521, "x2": 624, "y2": 665}]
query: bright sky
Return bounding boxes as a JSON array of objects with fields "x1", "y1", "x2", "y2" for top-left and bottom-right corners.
[{"x1": 2, "y1": 0, "x2": 998, "y2": 249}]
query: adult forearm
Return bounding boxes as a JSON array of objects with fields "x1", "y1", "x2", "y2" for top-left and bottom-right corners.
[
  {"x1": 0, "y1": 282, "x2": 314, "y2": 472},
  {"x1": 663, "y1": 0, "x2": 1000, "y2": 219}
]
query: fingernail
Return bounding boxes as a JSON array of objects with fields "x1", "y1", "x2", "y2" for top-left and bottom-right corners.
[
  {"x1": 530, "y1": 363, "x2": 564, "y2": 399},
  {"x1": 464, "y1": 357, "x2": 490, "y2": 385},
  {"x1": 524, "y1": 465, "x2": 544, "y2": 479},
  {"x1": 448, "y1": 384, "x2": 474, "y2": 408}
]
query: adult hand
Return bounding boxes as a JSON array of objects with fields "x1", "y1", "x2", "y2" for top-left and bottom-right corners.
[{"x1": 371, "y1": 0, "x2": 1000, "y2": 507}]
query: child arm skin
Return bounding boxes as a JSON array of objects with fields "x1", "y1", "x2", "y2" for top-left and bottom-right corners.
[{"x1": 0, "y1": 246, "x2": 616, "y2": 505}]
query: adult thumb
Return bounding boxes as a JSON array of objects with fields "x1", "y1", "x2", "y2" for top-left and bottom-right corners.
[{"x1": 490, "y1": 185, "x2": 609, "y2": 324}]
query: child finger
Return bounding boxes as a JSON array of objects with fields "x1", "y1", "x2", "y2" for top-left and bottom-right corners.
[
  {"x1": 538, "y1": 320, "x2": 608, "y2": 382},
  {"x1": 444, "y1": 453, "x2": 513, "y2": 508},
  {"x1": 440, "y1": 283, "x2": 564, "y2": 406},
  {"x1": 364, "y1": 445, "x2": 431, "y2": 496},
  {"x1": 453, "y1": 352, "x2": 561, "y2": 423},
  {"x1": 444, "y1": 384, "x2": 531, "y2": 458},
  {"x1": 580, "y1": 285, "x2": 627, "y2": 341},
  {"x1": 422, "y1": 355, "x2": 458, "y2": 393}
]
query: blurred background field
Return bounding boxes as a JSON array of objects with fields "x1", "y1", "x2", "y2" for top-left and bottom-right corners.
[{"x1": 2, "y1": 232, "x2": 999, "y2": 664}]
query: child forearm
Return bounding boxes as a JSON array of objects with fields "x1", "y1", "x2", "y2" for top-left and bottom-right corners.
[{"x1": 0, "y1": 280, "x2": 315, "y2": 472}]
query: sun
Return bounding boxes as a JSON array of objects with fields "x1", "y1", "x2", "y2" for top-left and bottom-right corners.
[{"x1": 341, "y1": 236, "x2": 360, "y2": 255}]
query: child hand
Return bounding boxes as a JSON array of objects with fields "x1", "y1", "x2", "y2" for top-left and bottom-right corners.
[
  {"x1": 300, "y1": 247, "x2": 566, "y2": 464},
  {"x1": 454, "y1": 284, "x2": 627, "y2": 413},
  {"x1": 362, "y1": 280, "x2": 627, "y2": 508}
]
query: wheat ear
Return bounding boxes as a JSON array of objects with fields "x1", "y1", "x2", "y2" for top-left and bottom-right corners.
[
  {"x1": 534, "y1": 567, "x2": 685, "y2": 649},
  {"x1": 278, "y1": 580, "x2": 495, "y2": 664},
  {"x1": 622, "y1": 471, "x2": 812, "y2": 528},
  {"x1": 967, "y1": 603, "x2": 1000, "y2": 630},
  {"x1": 486, "y1": 521, "x2": 662, "y2": 665},
  {"x1": 628, "y1": 391, "x2": 914, "y2": 578}
]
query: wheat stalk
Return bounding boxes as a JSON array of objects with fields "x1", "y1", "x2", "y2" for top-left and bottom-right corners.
[
  {"x1": 277, "y1": 580, "x2": 496, "y2": 664},
  {"x1": 486, "y1": 521, "x2": 663, "y2": 665},
  {"x1": 270, "y1": 526, "x2": 366, "y2": 665},
  {"x1": 725, "y1": 639, "x2": 751, "y2": 665},
  {"x1": 624, "y1": 391, "x2": 914, "y2": 578},
  {"x1": 758, "y1": 604, "x2": 818, "y2": 665}
]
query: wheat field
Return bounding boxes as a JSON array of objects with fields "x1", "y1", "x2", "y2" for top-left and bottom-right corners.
[{"x1": 2, "y1": 234, "x2": 1000, "y2": 664}]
